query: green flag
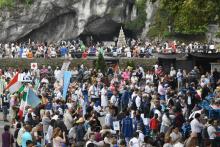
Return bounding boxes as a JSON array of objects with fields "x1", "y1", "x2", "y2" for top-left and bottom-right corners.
[{"x1": 18, "y1": 85, "x2": 25, "y2": 93}]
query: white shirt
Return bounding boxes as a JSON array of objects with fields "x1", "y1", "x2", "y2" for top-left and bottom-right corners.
[
  {"x1": 64, "y1": 111, "x2": 73, "y2": 130},
  {"x1": 105, "y1": 113, "x2": 112, "y2": 127},
  {"x1": 45, "y1": 125, "x2": 53, "y2": 143},
  {"x1": 138, "y1": 132, "x2": 145, "y2": 145},
  {"x1": 207, "y1": 125, "x2": 216, "y2": 139},
  {"x1": 161, "y1": 114, "x2": 171, "y2": 127},
  {"x1": 145, "y1": 85, "x2": 151, "y2": 94},
  {"x1": 158, "y1": 84, "x2": 165, "y2": 95},
  {"x1": 145, "y1": 74, "x2": 153, "y2": 83},
  {"x1": 101, "y1": 88, "x2": 107, "y2": 96},
  {"x1": 186, "y1": 96, "x2": 191, "y2": 105},
  {"x1": 54, "y1": 70, "x2": 61, "y2": 80},
  {"x1": 131, "y1": 92, "x2": 137, "y2": 100},
  {"x1": 129, "y1": 137, "x2": 139, "y2": 147},
  {"x1": 170, "y1": 70, "x2": 176, "y2": 77},
  {"x1": 173, "y1": 142, "x2": 184, "y2": 147},
  {"x1": 170, "y1": 132, "x2": 182, "y2": 143},
  {"x1": 163, "y1": 143, "x2": 173, "y2": 147},
  {"x1": 135, "y1": 96, "x2": 141, "y2": 109},
  {"x1": 88, "y1": 85, "x2": 98, "y2": 97},
  {"x1": 110, "y1": 95, "x2": 117, "y2": 106},
  {"x1": 190, "y1": 118, "x2": 204, "y2": 133}
]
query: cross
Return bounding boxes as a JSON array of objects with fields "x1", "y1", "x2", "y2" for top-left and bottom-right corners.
[{"x1": 32, "y1": 64, "x2": 36, "y2": 68}]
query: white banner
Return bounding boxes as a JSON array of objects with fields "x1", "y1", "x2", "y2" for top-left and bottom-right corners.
[
  {"x1": 61, "y1": 61, "x2": 71, "y2": 71},
  {"x1": 113, "y1": 121, "x2": 120, "y2": 131},
  {"x1": 31, "y1": 63, "x2": 38, "y2": 70},
  {"x1": 57, "y1": 61, "x2": 71, "y2": 82}
]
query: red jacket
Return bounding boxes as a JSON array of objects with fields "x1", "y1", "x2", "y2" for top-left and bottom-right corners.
[{"x1": 150, "y1": 118, "x2": 159, "y2": 130}]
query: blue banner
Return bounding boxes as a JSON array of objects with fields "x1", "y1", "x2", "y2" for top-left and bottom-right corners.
[
  {"x1": 63, "y1": 71, "x2": 72, "y2": 100},
  {"x1": 27, "y1": 88, "x2": 41, "y2": 108}
]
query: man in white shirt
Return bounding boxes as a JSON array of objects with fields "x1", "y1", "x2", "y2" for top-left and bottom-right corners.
[
  {"x1": 190, "y1": 113, "x2": 204, "y2": 146},
  {"x1": 207, "y1": 119, "x2": 217, "y2": 147},
  {"x1": 110, "y1": 92, "x2": 118, "y2": 107},
  {"x1": 144, "y1": 83, "x2": 151, "y2": 94},
  {"x1": 170, "y1": 66, "x2": 176, "y2": 77},
  {"x1": 104, "y1": 107, "x2": 114, "y2": 129},
  {"x1": 129, "y1": 132, "x2": 140, "y2": 147},
  {"x1": 88, "y1": 84, "x2": 99, "y2": 102},
  {"x1": 54, "y1": 67, "x2": 61, "y2": 81},
  {"x1": 135, "y1": 93, "x2": 141, "y2": 110},
  {"x1": 64, "y1": 108, "x2": 74, "y2": 131}
]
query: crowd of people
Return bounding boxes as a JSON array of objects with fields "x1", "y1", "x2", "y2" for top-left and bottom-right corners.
[
  {"x1": 0, "y1": 62, "x2": 220, "y2": 147},
  {"x1": 0, "y1": 39, "x2": 218, "y2": 59}
]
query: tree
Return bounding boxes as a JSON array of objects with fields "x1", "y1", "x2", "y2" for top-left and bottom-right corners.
[{"x1": 95, "y1": 53, "x2": 107, "y2": 74}]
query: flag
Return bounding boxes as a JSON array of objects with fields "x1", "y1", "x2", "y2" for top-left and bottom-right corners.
[
  {"x1": 26, "y1": 89, "x2": 41, "y2": 108},
  {"x1": 18, "y1": 88, "x2": 28, "y2": 120},
  {"x1": 5, "y1": 73, "x2": 22, "y2": 93},
  {"x1": 18, "y1": 88, "x2": 41, "y2": 120},
  {"x1": 63, "y1": 71, "x2": 72, "y2": 100},
  {"x1": 18, "y1": 85, "x2": 25, "y2": 93}
]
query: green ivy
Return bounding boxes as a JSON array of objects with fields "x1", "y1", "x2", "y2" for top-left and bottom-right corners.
[
  {"x1": 0, "y1": 0, "x2": 33, "y2": 8},
  {"x1": 0, "y1": 0, "x2": 14, "y2": 8},
  {"x1": 126, "y1": 60, "x2": 136, "y2": 69},
  {"x1": 158, "y1": 0, "x2": 220, "y2": 35},
  {"x1": 125, "y1": 0, "x2": 147, "y2": 31},
  {"x1": 147, "y1": 8, "x2": 169, "y2": 38},
  {"x1": 216, "y1": 32, "x2": 220, "y2": 38}
]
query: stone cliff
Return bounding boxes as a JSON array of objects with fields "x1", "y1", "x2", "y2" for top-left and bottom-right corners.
[{"x1": 0, "y1": 0, "x2": 155, "y2": 42}]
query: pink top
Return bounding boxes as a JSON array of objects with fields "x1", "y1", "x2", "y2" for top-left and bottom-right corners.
[
  {"x1": 122, "y1": 71, "x2": 130, "y2": 81},
  {"x1": 158, "y1": 84, "x2": 165, "y2": 95}
]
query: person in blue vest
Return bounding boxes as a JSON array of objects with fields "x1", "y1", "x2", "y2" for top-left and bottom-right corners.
[
  {"x1": 60, "y1": 46, "x2": 68, "y2": 57},
  {"x1": 121, "y1": 110, "x2": 133, "y2": 146},
  {"x1": 19, "y1": 46, "x2": 23, "y2": 58}
]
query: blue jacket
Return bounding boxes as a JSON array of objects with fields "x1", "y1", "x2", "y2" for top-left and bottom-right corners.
[
  {"x1": 121, "y1": 116, "x2": 133, "y2": 138},
  {"x1": 121, "y1": 90, "x2": 130, "y2": 106}
]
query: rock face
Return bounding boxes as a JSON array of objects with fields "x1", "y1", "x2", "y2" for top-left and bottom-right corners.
[
  {"x1": 141, "y1": 0, "x2": 159, "y2": 38},
  {"x1": 0, "y1": 0, "x2": 158, "y2": 42}
]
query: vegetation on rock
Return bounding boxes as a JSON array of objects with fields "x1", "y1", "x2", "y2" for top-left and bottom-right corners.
[
  {"x1": 150, "y1": 0, "x2": 220, "y2": 37},
  {"x1": 0, "y1": 0, "x2": 32, "y2": 8},
  {"x1": 216, "y1": 32, "x2": 220, "y2": 38},
  {"x1": 125, "y1": 0, "x2": 147, "y2": 32}
]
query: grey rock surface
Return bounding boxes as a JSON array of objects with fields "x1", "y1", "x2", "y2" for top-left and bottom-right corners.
[{"x1": 0, "y1": 0, "x2": 158, "y2": 42}]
